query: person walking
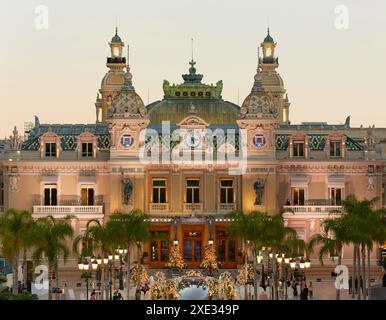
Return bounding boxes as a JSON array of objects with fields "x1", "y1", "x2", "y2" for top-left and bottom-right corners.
[
  {"x1": 90, "y1": 290, "x2": 97, "y2": 301},
  {"x1": 348, "y1": 276, "x2": 352, "y2": 294},
  {"x1": 360, "y1": 276, "x2": 363, "y2": 294},
  {"x1": 296, "y1": 281, "x2": 301, "y2": 300},
  {"x1": 300, "y1": 285, "x2": 309, "y2": 300},
  {"x1": 287, "y1": 283, "x2": 294, "y2": 300},
  {"x1": 308, "y1": 281, "x2": 313, "y2": 300}
]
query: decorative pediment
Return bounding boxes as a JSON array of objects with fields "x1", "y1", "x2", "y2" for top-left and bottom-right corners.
[
  {"x1": 77, "y1": 131, "x2": 96, "y2": 140},
  {"x1": 177, "y1": 115, "x2": 209, "y2": 129},
  {"x1": 290, "y1": 132, "x2": 307, "y2": 141},
  {"x1": 40, "y1": 131, "x2": 59, "y2": 141}
]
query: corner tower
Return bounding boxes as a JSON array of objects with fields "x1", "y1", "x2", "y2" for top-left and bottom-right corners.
[
  {"x1": 258, "y1": 28, "x2": 290, "y2": 124},
  {"x1": 96, "y1": 28, "x2": 127, "y2": 123}
]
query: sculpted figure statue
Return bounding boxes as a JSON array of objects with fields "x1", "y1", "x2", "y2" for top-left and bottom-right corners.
[
  {"x1": 253, "y1": 179, "x2": 265, "y2": 205},
  {"x1": 122, "y1": 178, "x2": 133, "y2": 205}
]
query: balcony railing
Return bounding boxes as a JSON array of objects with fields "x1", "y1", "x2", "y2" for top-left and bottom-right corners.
[
  {"x1": 33, "y1": 206, "x2": 103, "y2": 216},
  {"x1": 149, "y1": 203, "x2": 169, "y2": 212},
  {"x1": 183, "y1": 203, "x2": 203, "y2": 212},
  {"x1": 32, "y1": 195, "x2": 104, "y2": 206},
  {"x1": 217, "y1": 203, "x2": 237, "y2": 211},
  {"x1": 283, "y1": 205, "x2": 343, "y2": 214}
]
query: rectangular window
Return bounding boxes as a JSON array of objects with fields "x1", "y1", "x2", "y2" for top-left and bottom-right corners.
[
  {"x1": 44, "y1": 184, "x2": 57, "y2": 206},
  {"x1": 292, "y1": 188, "x2": 305, "y2": 205},
  {"x1": 81, "y1": 187, "x2": 95, "y2": 206},
  {"x1": 220, "y1": 180, "x2": 234, "y2": 203},
  {"x1": 329, "y1": 188, "x2": 342, "y2": 206},
  {"x1": 0, "y1": 183, "x2": 4, "y2": 206},
  {"x1": 293, "y1": 141, "x2": 304, "y2": 157},
  {"x1": 45, "y1": 143, "x2": 57, "y2": 158},
  {"x1": 186, "y1": 179, "x2": 200, "y2": 204},
  {"x1": 330, "y1": 141, "x2": 341, "y2": 157},
  {"x1": 82, "y1": 143, "x2": 93, "y2": 158},
  {"x1": 152, "y1": 179, "x2": 166, "y2": 204}
]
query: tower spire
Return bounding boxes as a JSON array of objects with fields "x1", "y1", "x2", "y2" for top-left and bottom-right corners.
[
  {"x1": 127, "y1": 44, "x2": 130, "y2": 67},
  {"x1": 191, "y1": 38, "x2": 194, "y2": 61}
]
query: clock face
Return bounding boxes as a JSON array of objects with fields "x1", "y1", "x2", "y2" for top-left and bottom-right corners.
[
  {"x1": 253, "y1": 134, "x2": 266, "y2": 148},
  {"x1": 121, "y1": 134, "x2": 134, "y2": 148},
  {"x1": 185, "y1": 132, "x2": 201, "y2": 148}
]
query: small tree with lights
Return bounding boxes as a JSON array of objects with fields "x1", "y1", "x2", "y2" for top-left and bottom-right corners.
[
  {"x1": 200, "y1": 244, "x2": 218, "y2": 276},
  {"x1": 165, "y1": 243, "x2": 186, "y2": 271}
]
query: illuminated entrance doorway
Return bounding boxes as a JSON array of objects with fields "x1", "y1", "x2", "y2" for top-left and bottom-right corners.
[
  {"x1": 149, "y1": 225, "x2": 170, "y2": 269},
  {"x1": 216, "y1": 226, "x2": 237, "y2": 269},
  {"x1": 182, "y1": 225, "x2": 203, "y2": 268}
]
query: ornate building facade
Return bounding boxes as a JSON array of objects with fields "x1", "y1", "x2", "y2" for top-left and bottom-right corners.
[{"x1": 1, "y1": 29, "x2": 385, "y2": 270}]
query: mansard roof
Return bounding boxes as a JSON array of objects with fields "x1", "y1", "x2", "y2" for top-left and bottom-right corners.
[
  {"x1": 21, "y1": 121, "x2": 110, "y2": 151},
  {"x1": 275, "y1": 117, "x2": 365, "y2": 151}
]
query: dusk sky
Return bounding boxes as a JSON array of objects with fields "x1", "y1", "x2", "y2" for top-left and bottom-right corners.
[{"x1": 1, "y1": 0, "x2": 385, "y2": 138}]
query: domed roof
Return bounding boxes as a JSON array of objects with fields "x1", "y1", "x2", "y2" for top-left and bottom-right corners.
[
  {"x1": 147, "y1": 99, "x2": 239, "y2": 125},
  {"x1": 239, "y1": 70, "x2": 278, "y2": 119},
  {"x1": 263, "y1": 28, "x2": 274, "y2": 43},
  {"x1": 260, "y1": 71, "x2": 284, "y2": 88},
  {"x1": 101, "y1": 72, "x2": 125, "y2": 87},
  {"x1": 147, "y1": 60, "x2": 239, "y2": 125},
  {"x1": 111, "y1": 27, "x2": 123, "y2": 43},
  {"x1": 107, "y1": 69, "x2": 147, "y2": 118}
]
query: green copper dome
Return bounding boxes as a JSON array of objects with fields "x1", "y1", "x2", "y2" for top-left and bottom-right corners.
[
  {"x1": 111, "y1": 27, "x2": 122, "y2": 43},
  {"x1": 146, "y1": 60, "x2": 239, "y2": 124},
  {"x1": 263, "y1": 28, "x2": 274, "y2": 43}
]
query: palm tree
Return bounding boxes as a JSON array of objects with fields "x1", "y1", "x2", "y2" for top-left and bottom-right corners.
[
  {"x1": 308, "y1": 217, "x2": 348, "y2": 300},
  {"x1": 73, "y1": 219, "x2": 118, "y2": 299},
  {"x1": 228, "y1": 210, "x2": 268, "y2": 300},
  {"x1": 261, "y1": 213, "x2": 299, "y2": 300},
  {"x1": 362, "y1": 207, "x2": 386, "y2": 300},
  {"x1": 106, "y1": 209, "x2": 150, "y2": 300},
  {"x1": 0, "y1": 209, "x2": 34, "y2": 294},
  {"x1": 341, "y1": 195, "x2": 380, "y2": 300},
  {"x1": 31, "y1": 215, "x2": 74, "y2": 300},
  {"x1": 73, "y1": 219, "x2": 116, "y2": 258}
]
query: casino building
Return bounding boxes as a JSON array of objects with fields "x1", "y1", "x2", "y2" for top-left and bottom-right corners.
[{"x1": 0, "y1": 29, "x2": 385, "y2": 271}]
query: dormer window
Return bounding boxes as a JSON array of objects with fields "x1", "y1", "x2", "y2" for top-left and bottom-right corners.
[
  {"x1": 82, "y1": 143, "x2": 93, "y2": 158},
  {"x1": 330, "y1": 141, "x2": 341, "y2": 158},
  {"x1": 190, "y1": 92, "x2": 196, "y2": 96},
  {"x1": 293, "y1": 141, "x2": 304, "y2": 157},
  {"x1": 77, "y1": 132, "x2": 97, "y2": 159},
  {"x1": 175, "y1": 91, "x2": 181, "y2": 96},
  {"x1": 198, "y1": 92, "x2": 203, "y2": 97},
  {"x1": 205, "y1": 92, "x2": 211, "y2": 97},
  {"x1": 183, "y1": 91, "x2": 188, "y2": 96},
  {"x1": 45, "y1": 143, "x2": 57, "y2": 158},
  {"x1": 40, "y1": 132, "x2": 60, "y2": 158}
]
